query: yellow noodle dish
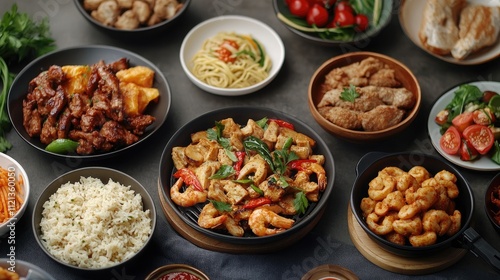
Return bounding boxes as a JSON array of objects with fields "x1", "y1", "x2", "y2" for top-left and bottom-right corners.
[{"x1": 191, "y1": 32, "x2": 272, "y2": 89}]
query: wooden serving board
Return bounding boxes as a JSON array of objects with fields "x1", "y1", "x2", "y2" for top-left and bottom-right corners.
[
  {"x1": 158, "y1": 181, "x2": 325, "y2": 254},
  {"x1": 347, "y1": 205, "x2": 467, "y2": 275}
]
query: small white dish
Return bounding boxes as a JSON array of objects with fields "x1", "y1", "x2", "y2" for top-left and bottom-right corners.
[
  {"x1": 180, "y1": 15, "x2": 285, "y2": 96},
  {"x1": 399, "y1": 0, "x2": 500, "y2": 65},
  {"x1": 0, "y1": 153, "x2": 30, "y2": 236},
  {"x1": 428, "y1": 81, "x2": 500, "y2": 171}
]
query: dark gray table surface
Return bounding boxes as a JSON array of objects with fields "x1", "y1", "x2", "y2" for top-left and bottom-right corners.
[{"x1": 1, "y1": 0, "x2": 499, "y2": 279}]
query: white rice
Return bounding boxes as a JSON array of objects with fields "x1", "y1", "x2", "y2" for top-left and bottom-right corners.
[{"x1": 39, "y1": 176, "x2": 152, "y2": 269}]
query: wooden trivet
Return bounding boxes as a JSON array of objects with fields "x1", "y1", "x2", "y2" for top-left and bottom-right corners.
[
  {"x1": 158, "y1": 181, "x2": 325, "y2": 254},
  {"x1": 347, "y1": 205, "x2": 467, "y2": 275}
]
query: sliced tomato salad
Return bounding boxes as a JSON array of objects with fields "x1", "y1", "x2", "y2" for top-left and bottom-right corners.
[{"x1": 435, "y1": 84, "x2": 500, "y2": 165}]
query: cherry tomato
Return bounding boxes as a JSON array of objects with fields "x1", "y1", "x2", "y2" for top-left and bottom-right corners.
[
  {"x1": 463, "y1": 124, "x2": 495, "y2": 155},
  {"x1": 482, "y1": 90, "x2": 499, "y2": 103},
  {"x1": 435, "y1": 109, "x2": 450, "y2": 126},
  {"x1": 460, "y1": 139, "x2": 479, "y2": 161},
  {"x1": 440, "y1": 126, "x2": 461, "y2": 155},
  {"x1": 451, "y1": 112, "x2": 474, "y2": 133},
  {"x1": 307, "y1": 0, "x2": 336, "y2": 7},
  {"x1": 472, "y1": 108, "x2": 496, "y2": 126},
  {"x1": 335, "y1": 1, "x2": 353, "y2": 14},
  {"x1": 307, "y1": 4, "x2": 329, "y2": 27},
  {"x1": 332, "y1": 10, "x2": 355, "y2": 27},
  {"x1": 288, "y1": 0, "x2": 310, "y2": 17},
  {"x1": 354, "y1": 14, "x2": 369, "y2": 32}
]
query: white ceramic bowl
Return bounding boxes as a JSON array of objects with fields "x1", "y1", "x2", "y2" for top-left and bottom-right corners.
[
  {"x1": 180, "y1": 15, "x2": 285, "y2": 96},
  {"x1": 0, "y1": 153, "x2": 30, "y2": 236}
]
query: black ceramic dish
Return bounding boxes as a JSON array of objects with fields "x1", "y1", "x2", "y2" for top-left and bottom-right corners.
[
  {"x1": 485, "y1": 173, "x2": 500, "y2": 234},
  {"x1": 158, "y1": 106, "x2": 335, "y2": 245},
  {"x1": 74, "y1": 0, "x2": 191, "y2": 39},
  {"x1": 8, "y1": 45, "x2": 171, "y2": 160},
  {"x1": 32, "y1": 167, "x2": 157, "y2": 271},
  {"x1": 350, "y1": 152, "x2": 500, "y2": 271},
  {"x1": 272, "y1": 0, "x2": 393, "y2": 47}
]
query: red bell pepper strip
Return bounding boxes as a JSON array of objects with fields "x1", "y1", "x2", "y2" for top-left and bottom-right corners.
[
  {"x1": 234, "y1": 151, "x2": 246, "y2": 175},
  {"x1": 288, "y1": 159, "x2": 317, "y2": 171},
  {"x1": 268, "y1": 118, "x2": 295, "y2": 130},
  {"x1": 242, "y1": 197, "x2": 272, "y2": 209},
  {"x1": 173, "y1": 168, "x2": 203, "y2": 192}
]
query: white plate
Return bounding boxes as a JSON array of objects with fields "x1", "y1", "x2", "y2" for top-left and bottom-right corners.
[
  {"x1": 428, "y1": 81, "x2": 500, "y2": 171},
  {"x1": 399, "y1": 0, "x2": 500, "y2": 65},
  {"x1": 179, "y1": 15, "x2": 285, "y2": 96}
]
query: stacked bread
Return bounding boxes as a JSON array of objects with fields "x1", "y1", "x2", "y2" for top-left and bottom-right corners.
[{"x1": 419, "y1": 0, "x2": 500, "y2": 60}]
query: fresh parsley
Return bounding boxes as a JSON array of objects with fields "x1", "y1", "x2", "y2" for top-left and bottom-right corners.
[
  {"x1": 293, "y1": 191, "x2": 309, "y2": 215},
  {"x1": 0, "y1": 4, "x2": 56, "y2": 152},
  {"x1": 340, "y1": 84, "x2": 360, "y2": 103}
]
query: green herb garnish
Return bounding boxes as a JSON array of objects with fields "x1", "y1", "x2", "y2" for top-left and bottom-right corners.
[{"x1": 340, "y1": 84, "x2": 360, "y2": 103}]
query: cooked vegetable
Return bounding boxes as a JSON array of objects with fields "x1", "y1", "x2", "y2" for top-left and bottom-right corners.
[
  {"x1": 0, "y1": 4, "x2": 56, "y2": 152},
  {"x1": 173, "y1": 168, "x2": 203, "y2": 192}
]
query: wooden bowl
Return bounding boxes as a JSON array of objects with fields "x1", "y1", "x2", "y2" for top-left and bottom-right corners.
[{"x1": 308, "y1": 51, "x2": 421, "y2": 142}]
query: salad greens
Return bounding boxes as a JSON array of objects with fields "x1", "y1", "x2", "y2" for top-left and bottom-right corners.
[{"x1": 0, "y1": 4, "x2": 56, "y2": 152}]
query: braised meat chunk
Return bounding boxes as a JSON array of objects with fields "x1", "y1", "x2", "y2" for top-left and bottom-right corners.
[{"x1": 22, "y1": 58, "x2": 158, "y2": 155}]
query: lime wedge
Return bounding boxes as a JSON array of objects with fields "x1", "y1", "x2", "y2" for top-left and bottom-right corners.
[{"x1": 488, "y1": 94, "x2": 500, "y2": 113}]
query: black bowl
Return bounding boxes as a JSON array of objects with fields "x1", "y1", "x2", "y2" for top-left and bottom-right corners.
[
  {"x1": 74, "y1": 0, "x2": 191, "y2": 39},
  {"x1": 32, "y1": 167, "x2": 157, "y2": 271},
  {"x1": 272, "y1": 0, "x2": 393, "y2": 47},
  {"x1": 158, "y1": 106, "x2": 335, "y2": 245},
  {"x1": 8, "y1": 45, "x2": 171, "y2": 160},
  {"x1": 350, "y1": 152, "x2": 474, "y2": 256},
  {"x1": 485, "y1": 173, "x2": 500, "y2": 234}
]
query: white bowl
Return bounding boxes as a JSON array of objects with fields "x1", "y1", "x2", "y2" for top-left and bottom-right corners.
[
  {"x1": 180, "y1": 15, "x2": 285, "y2": 96},
  {"x1": 0, "y1": 153, "x2": 29, "y2": 236}
]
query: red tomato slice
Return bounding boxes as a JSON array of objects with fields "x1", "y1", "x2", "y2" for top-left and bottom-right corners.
[
  {"x1": 440, "y1": 126, "x2": 461, "y2": 155},
  {"x1": 472, "y1": 108, "x2": 495, "y2": 126},
  {"x1": 460, "y1": 139, "x2": 479, "y2": 161},
  {"x1": 451, "y1": 112, "x2": 473, "y2": 133},
  {"x1": 462, "y1": 124, "x2": 495, "y2": 155}
]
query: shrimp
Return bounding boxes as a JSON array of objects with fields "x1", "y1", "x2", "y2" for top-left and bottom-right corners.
[
  {"x1": 198, "y1": 203, "x2": 228, "y2": 229},
  {"x1": 408, "y1": 166, "x2": 430, "y2": 185},
  {"x1": 409, "y1": 231, "x2": 437, "y2": 247},
  {"x1": 393, "y1": 216, "x2": 423, "y2": 236},
  {"x1": 170, "y1": 178, "x2": 207, "y2": 207},
  {"x1": 396, "y1": 173, "x2": 419, "y2": 192},
  {"x1": 374, "y1": 190, "x2": 405, "y2": 216},
  {"x1": 295, "y1": 162, "x2": 327, "y2": 192},
  {"x1": 386, "y1": 232, "x2": 406, "y2": 245},
  {"x1": 360, "y1": 197, "x2": 376, "y2": 218},
  {"x1": 248, "y1": 208, "x2": 294, "y2": 236},
  {"x1": 434, "y1": 170, "x2": 459, "y2": 199},
  {"x1": 366, "y1": 212, "x2": 395, "y2": 235},
  {"x1": 368, "y1": 174, "x2": 396, "y2": 201},
  {"x1": 447, "y1": 209, "x2": 462, "y2": 236},
  {"x1": 423, "y1": 209, "x2": 452, "y2": 236},
  {"x1": 293, "y1": 170, "x2": 320, "y2": 201},
  {"x1": 398, "y1": 186, "x2": 438, "y2": 219},
  {"x1": 223, "y1": 216, "x2": 244, "y2": 237},
  {"x1": 237, "y1": 155, "x2": 268, "y2": 185}
]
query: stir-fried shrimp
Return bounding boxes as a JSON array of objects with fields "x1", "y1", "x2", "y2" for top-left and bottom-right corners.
[
  {"x1": 422, "y1": 209, "x2": 452, "y2": 236},
  {"x1": 237, "y1": 155, "x2": 268, "y2": 185},
  {"x1": 198, "y1": 203, "x2": 228, "y2": 229},
  {"x1": 360, "y1": 166, "x2": 462, "y2": 247},
  {"x1": 248, "y1": 208, "x2": 295, "y2": 236},
  {"x1": 296, "y1": 162, "x2": 327, "y2": 191},
  {"x1": 170, "y1": 178, "x2": 207, "y2": 207},
  {"x1": 169, "y1": 117, "x2": 328, "y2": 237}
]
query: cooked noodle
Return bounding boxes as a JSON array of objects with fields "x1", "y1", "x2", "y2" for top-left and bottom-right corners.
[{"x1": 191, "y1": 32, "x2": 272, "y2": 89}]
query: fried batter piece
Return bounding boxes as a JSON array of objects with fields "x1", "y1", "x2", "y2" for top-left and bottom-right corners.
[
  {"x1": 317, "y1": 57, "x2": 416, "y2": 132},
  {"x1": 322, "y1": 57, "x2": 401, "y2": 93}
]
